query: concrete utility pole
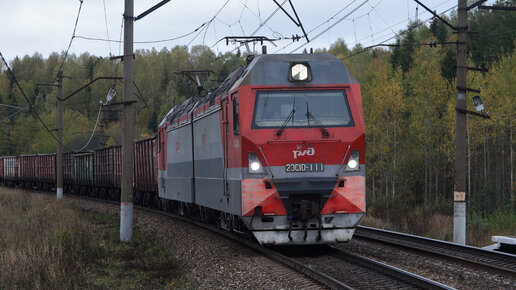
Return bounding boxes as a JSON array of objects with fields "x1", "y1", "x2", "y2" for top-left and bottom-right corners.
[
  {"x1": 121, "y1": 0, "x2": 135, "y2": 243},
  {"x1": 56, "y1": 71, "x2": 64, "y2": 199},
  {"x1": 454, "y1": 0, "x2": 468, "y2": 245}
]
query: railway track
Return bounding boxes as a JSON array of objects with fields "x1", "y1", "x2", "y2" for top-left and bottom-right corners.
[
  {"x1": 355, "y1": 226, "x2": 516, "y2": 276},
  {"x1": 67, "y1": 195, "x2": 453, "y2": 289},
  {"x1": 138, "y1": 206, "x2": 455, "y2": 289},
  {"x1": 278, "y1": 245, "x2": 453, "y2": 289},
  {"x1": 136, "y1": 206, "x2": 348, "y2": 289}
]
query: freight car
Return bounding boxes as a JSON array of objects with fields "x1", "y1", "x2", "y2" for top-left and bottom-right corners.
[
  {"x1": 0, "y1": 137, "x2": 157, "y2": 207},
  {"x1": 158, "y1": 53, "x2": 365, "y2": 245},
  {"x1": 2, "y1": 156, "x2": 19, "y2": 187}
]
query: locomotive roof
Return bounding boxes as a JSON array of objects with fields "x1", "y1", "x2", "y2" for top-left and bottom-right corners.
[
  {"x1": 160, "y1": 53, "x2": 358, "y2": 126},
  {"x1": 232, "y1": 53, "x2": 358, "y2": 88}
]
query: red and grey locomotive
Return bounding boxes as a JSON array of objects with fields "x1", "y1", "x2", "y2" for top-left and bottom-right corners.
[{"x1": 157, "y1": 53, "x2": 365, "y2": 245}]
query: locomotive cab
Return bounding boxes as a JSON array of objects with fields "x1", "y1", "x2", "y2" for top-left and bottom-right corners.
[
  {"x1": 157, "y1": 53, "x2": 365, "y2": 246},
  {"x1": 236, "y1": 54, "x2": 366, "y2": 245}
]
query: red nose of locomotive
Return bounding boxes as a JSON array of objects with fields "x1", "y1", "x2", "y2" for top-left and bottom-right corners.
[{"x1": 235, "y1": 54, "x2": 366, "y2": 245}]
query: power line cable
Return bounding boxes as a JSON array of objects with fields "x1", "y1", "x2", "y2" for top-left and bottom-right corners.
[
  {"x1": 308, "y1": 1, "x2": 359, "y2": 35},
  {"x1": 289, "y1": 0, "x2": 370, "y2": 53},
  {"x1": 75, "y1": 22, "x2": 208, "y2": 44},
  {"x1": 340, "y1": 3, "x2": 458, "y2": 60},
  {"x1": 1, "y1": 49, "x2": 107, "y2": 153},
  {"x1": 257, "y1": 0, "x2": 262, "y2": 22},
  {"x1": 196, "y1": 0, "x2": 231, "y2": 47},
  {"x1": 238, "y1": 0, "x2": 279, "y2": 36},
  {"x1": 2, "y1": 0, "x2": 86, "y2": 148},
  {"x1": 273, "y1": 0, "x2": 362, "y2": 53},
  {"x1": 0, "y1": 103, "x2": 25, "y2": 109},
  {"x1": 0, "y1": 51, "x2": 70, "y2": 150},
  {"x1": 250, "y1": 0, "x2": 286, "y2": 36},
  {"x1": 0, "y1": 106, "x2": 28, "y2": 124},
  {"x1": 220, "y1": 0, "x2": 288, "y2": 55},
  {"x1": 74, "y1": 103, "x2": 103, "y2": 152},
  {"x1": 349, "y1": 0, "x2": 453, "y2": 48},
  {"x1": 50, "y1": 0, "x2": 84, "y2": 88},
  {"x1": 102, "y1": 0, "x2": 112, "y2": 54}
]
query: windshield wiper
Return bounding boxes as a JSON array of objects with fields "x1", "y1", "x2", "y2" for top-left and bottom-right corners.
[
  {"x1": 276, "y1": 99, "x2": 295, "y2": 137},
  {"x1": 306, "y1": 102, "x2": 329, "y2": 137}
]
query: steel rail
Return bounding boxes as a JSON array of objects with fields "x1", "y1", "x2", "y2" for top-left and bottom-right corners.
[
  {"x1": 63, "y1": 195, "x2": 350, "y2": 289},
  {"x1": 355, "y1": 226, "x2": 516, "y2": 275},
  {"x1": 135, "y1": 206, "x2": 352, "y2": 290},
  {"x1": 327, "y1": 248, "x2": 454, "y2": 289},
  {"x1": 70, "y1": 194, "x2": 452, "y2": 289},
  {"x1": 23, "y1": 192, "x2": 455, "y2": 289}
]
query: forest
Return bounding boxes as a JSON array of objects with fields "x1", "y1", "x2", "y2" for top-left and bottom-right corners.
[{"x1": 1, "y1": 4, "x2": 514, "y2": 244}]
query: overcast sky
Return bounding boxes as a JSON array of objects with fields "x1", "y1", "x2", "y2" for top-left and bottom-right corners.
[{"x1": 0, "y1": 0, "x2": 494, "y2": 62}]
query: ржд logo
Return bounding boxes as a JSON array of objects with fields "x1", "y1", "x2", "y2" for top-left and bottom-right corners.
[{"x1": 293, "y1": 147, "x2": 314, "y2": 158}]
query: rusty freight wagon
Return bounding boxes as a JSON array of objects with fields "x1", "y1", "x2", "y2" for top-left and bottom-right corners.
[
  {"x1": 19, "y1": 155, "x2": 38, "y2": 189},
  {"x1": 134, "y1": 137, "x2": 158, "y2": 206},
  {"x1": 38, "y1": 154, "x2": 56, "y2": 190},
  {"x1": 63, "y1": 152, "x2": 74, "y2": 191},
  {"x1": 113, "y1": 145, "x2": 122, "y2": 189},
  {"x1": 0, "y1": 157, "x2": 3, "y2": 183},
  {"x1": 94, "y1": 146, "x2": 121, "y2": 200}
]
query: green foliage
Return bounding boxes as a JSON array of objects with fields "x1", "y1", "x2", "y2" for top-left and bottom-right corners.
[
  {"x1": 362, "y1": 20, "x2": 514, "y2": 244},
  {"x1": 0, "y1": 16, "x2": 514, "y2": 243},
  {"x1": 467, "y1": 0, "x2": 516, "y2": 66},
  {"x1": 390, "y1": 25, "x2": 416, "y2": 73},
  {"x1": 0, "y1": 46, "x2": 246, "y2": 154},
  {"x1": 440, "y1": 47, "x2": 456, "y2": 82},
  {"x1": 328, "y1": 38, "x2": 351, "y2": 58},
  {"x1": 429, "y1": 17, "x2": 449, "y2": 43}
]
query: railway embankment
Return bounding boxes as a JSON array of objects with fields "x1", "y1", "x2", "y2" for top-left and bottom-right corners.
[
  {"x1": 0, "y1": 188, "x2": 319, "y2": 289},
  {"x1": 0, "y1": 188, "x2": 183, "y2": 289},
  {"x1": 2, "y1": 187, "x2": 514, "y2": 289}
]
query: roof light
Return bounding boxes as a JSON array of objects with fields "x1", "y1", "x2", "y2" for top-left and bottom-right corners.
[{"x1": 289, "y1": 63, "x2": 311, "y2": 82}]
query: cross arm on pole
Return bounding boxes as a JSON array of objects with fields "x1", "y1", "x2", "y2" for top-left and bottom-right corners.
[
  {"x1": 467, "y1": 0, "x2": 488, "y2": 10},
  {"x1": 413, "y1": 0, "x2": 458, "y2": 31},
  {"x1": 135, "y1": 0, "x2": 171, "y2": 21},
  {"x1": 61, "y1": 76, "x2": 122, "y2": 101}
]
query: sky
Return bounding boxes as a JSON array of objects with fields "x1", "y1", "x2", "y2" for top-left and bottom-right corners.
[{"x1": 0, "y1": 0, "x2": 495, "y2": 62}]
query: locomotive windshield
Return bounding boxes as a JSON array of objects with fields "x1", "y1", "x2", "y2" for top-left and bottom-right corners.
[{"x1": 252, "y1": 90, "x2": 354, "y2": 128}]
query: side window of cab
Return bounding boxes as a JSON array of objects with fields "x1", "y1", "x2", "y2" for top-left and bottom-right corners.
[{"x1": 232, "y1": 96, "x2": 239, "y2": 135}]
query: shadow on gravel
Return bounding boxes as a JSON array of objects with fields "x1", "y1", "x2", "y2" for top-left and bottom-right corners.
[{"x1": 267, "y1": 244, "x2": 335, "y2": 258}]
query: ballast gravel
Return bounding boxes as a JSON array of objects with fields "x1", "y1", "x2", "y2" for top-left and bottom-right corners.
[
  {"x1": 334, "y1": 238, "x2": 516, "y2": 290},
  {"x1": 54, "y1": 193, "x2": 514, "y2": 289},
  {"x1": 62, "y1": 196, "x2": 322, "y2": 289}
]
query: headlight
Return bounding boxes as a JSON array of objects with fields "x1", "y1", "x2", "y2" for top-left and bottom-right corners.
[
  {"x1": 248, "y1": 153, "x2": 265, "y2": 173},
  {"x1": 345, "y1": 150, "x2": 360, "y2": 171}
]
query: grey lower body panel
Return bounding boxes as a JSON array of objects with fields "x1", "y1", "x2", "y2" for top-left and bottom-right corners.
[
  {"x1": 194, "y1": 177, "x2": 242, "y2": 216},
  {"x1": 253, "y1": 228, "x2": 356, "y2": 245},
  {"x1": 241, "y1": 212, "x2": 365, "y2": 245}
]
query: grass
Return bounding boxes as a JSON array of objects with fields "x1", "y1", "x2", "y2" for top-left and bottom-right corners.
[
  {"x1": 361, "y1": 197, "x2": 516, "y2": 247},
  {"x1": 0, "y1": 187, "x2": 187, "y2": 289}
]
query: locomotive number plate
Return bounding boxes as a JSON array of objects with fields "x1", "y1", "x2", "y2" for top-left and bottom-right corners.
[{"x1": 285, "y1": 163, "x2": 324, "y2": 172}]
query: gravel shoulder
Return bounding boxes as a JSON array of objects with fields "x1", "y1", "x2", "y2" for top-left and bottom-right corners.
[
  {"x1": 23, "y1": 191, "x2": 515, "y2": 289},
  {"x1": 335, "y1": 238, "x2": 516, "y2": 290},
  {"x1": 62, "y1": 195, "x2": 321, "y2": 289}
]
